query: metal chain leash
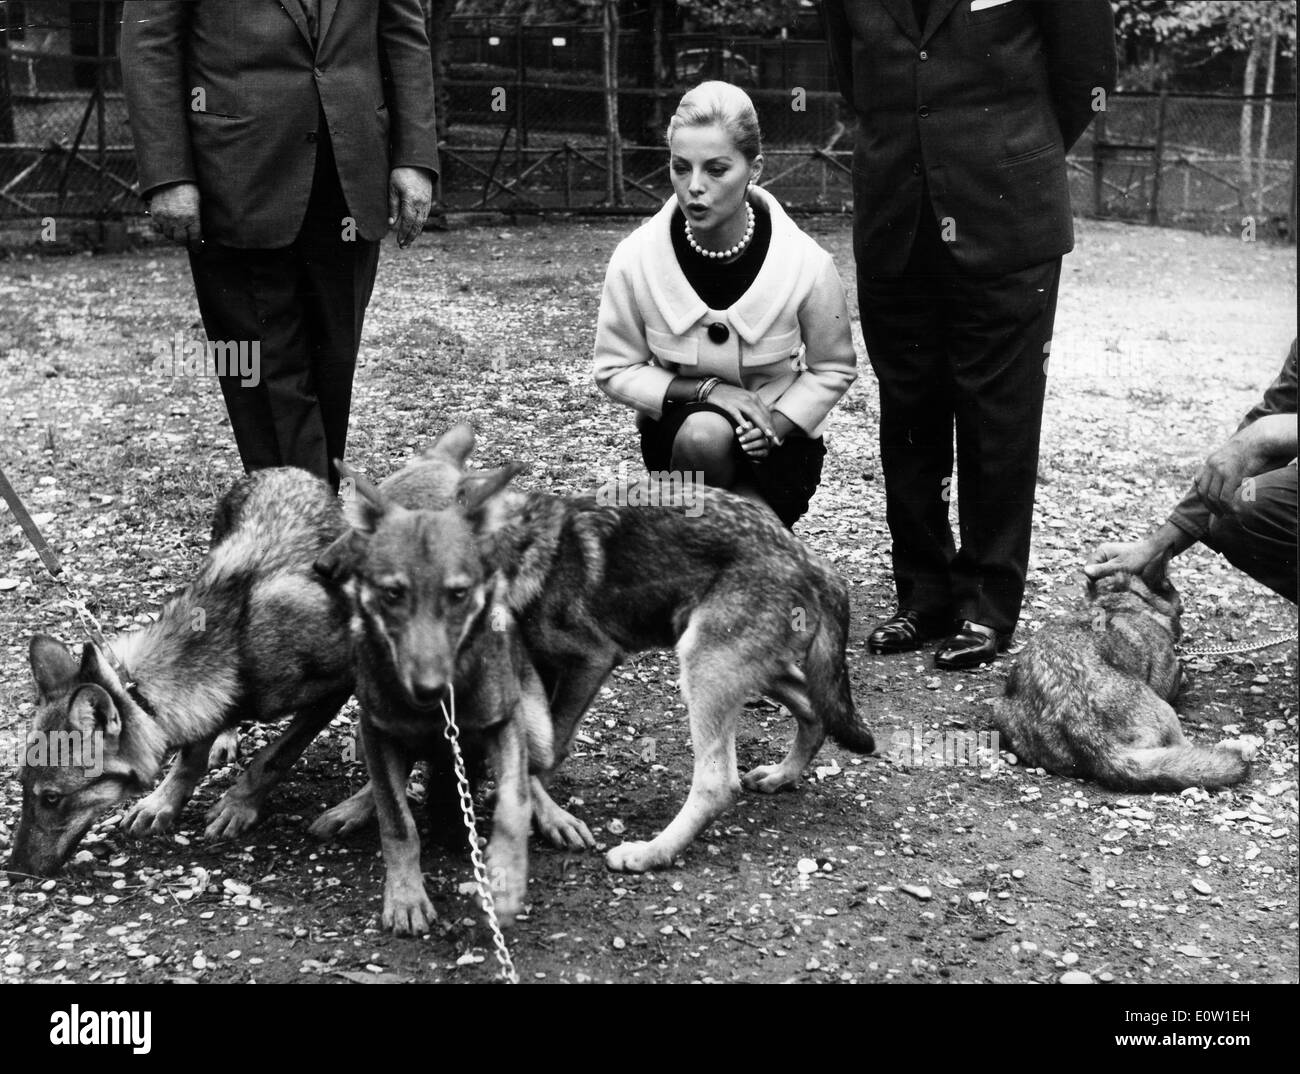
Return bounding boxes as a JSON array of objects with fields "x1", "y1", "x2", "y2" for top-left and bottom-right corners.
[
  {"x1": 440, "y1": 684, "x2": 519, "y2": 985},
  {"x1": 1178, "y1": 629, "x2": 1299, "y2": 658}
]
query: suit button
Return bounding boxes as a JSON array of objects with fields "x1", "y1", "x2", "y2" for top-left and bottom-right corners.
[
  {"x1": 912, "y1": 162, "x2": 922, "y2": 176},
  {"x1": 313, "y1": 67, "x2": 323, "y2": 77},
  {"x1": 919, "y1": 49, "x2": 929, "y2": 60},
  {"x1": 918, "y1": 105, "x2": 930, "y2": 118}
]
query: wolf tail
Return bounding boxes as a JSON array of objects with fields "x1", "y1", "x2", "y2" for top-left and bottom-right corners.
[
  {"x1": 806, "y1": 592, "x2": 874, "y2": 755},
  {"x1": 1100, "y1": 743, "x2": 1250, "y2": 792}
]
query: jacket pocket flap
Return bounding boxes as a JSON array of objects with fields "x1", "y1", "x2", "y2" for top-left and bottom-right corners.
[
  {"x1": 742, "y1": 326, "x2": 802, "y2": 366},
  {"x1": 646, "y1": 326, "x2": 698, "y2": 365}
]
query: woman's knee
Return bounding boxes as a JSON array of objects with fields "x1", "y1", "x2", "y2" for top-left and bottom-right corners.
[{"x1": 670, "y1": 412, "x2": 736, "y2": 472}]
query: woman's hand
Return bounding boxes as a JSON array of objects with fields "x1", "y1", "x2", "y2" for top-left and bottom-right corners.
[{"x1": 707, "y1": 384, "x2": 776, "y2": 458}]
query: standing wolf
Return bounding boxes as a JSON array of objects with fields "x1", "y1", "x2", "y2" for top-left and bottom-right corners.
[
  {"x1": 991, "y1": 565, "x2": 1253, "y2": 792},
  {"x1": 8, "y1": 468, "x2": 353, "y2": 878},
  {"x1": 311, "y1": 441, "x2": 554, "y2": 935},
  {"x1": 461, "y1": 470, "x2": 875, "y2": 873}
]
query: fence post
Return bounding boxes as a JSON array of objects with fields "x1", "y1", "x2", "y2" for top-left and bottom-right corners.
[
  {"x1": 602, "y1": 0, "x2": 624, "y2": 206},
  {"x1": 515, "y1": 14, "x2": 525, "y2": 176},
  {"x1": 1148, "y1": 89, "x2": 1167, "y2": 226},
  {"x1": 0, "y1": 0, "x2": 14, "y2": 143},
  {"x1": 1091, "y1": 108, "x2": 1106, "y2": 217}
]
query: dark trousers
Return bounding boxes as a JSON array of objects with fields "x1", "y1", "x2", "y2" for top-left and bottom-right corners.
[
  {"x1": 858, "y1": 206, "x2": 1061, "y2": 634},
  {"x1": 187, "y1": 126, "x2": 380, "y2": 489},
  {"x1": 1204, "y1": 465, "x2": 1298, "y2": 603}
]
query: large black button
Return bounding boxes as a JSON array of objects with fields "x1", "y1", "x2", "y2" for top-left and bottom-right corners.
[{"x1": 707, "y1": 322, "x2": 730, "y2": 345}]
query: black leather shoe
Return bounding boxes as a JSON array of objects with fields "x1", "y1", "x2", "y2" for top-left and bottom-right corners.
[
  {"x1": 867, "y1": 610, "x2": 951, "y2": 654},
  {"x1": 934, "y1": 621, "x2": 1011, "y2": 670}
]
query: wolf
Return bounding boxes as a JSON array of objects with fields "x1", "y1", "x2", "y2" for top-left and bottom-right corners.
[
  {"x1": 315, "y1": 456, "x2": 554, "y2": 935},
  {"x1": 991, "y1": 563, "x2": 1254, "y2": 792},
  {"x1": 458, "y1": 468, "x2": 876, "y2": 873},
  {"x1": 7, "y1": 467, "x2": 354, "y2": 879}
]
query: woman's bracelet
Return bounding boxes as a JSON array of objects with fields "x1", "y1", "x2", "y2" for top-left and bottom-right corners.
[{"x1": 695, "y1": 376, "x2": 721, "y2": 403}]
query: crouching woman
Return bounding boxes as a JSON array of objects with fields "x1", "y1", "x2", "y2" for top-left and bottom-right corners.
[{"x1": 593, "y1": 81, "x2": 857, "y2": 528}]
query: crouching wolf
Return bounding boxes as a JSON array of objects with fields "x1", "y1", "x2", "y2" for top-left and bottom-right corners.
[
  {"x1": 991, "y1": 564, "x2": 1253, "y2": 792},
  {"x1": 8, "y1": 467, "x2": 353, "y2": 879},
  {"x1": 468, "y1": 470, "x2": 876, "y2": 874},
  {"x1": 316, "y1": 456, "x2": 553, "y2": 935}
]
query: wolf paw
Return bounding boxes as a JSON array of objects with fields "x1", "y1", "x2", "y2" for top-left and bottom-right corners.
[
  {"x1": 605, "y1": 840, "x2": 668, "y2": 873},
  {"x1": 207, "y1": 729, "x2": 239, "y2": 769},
  {"x1": 1221, "y1": 737, "x2": 1259, "y2": 763},
  {"x1": 308, "y1": 795, "x2": 375, "y2": 841},
  {"x1": 204, "y1": 797, "x2": 261, "y2": 840},
  {"x1": 382, "y1": 877, "x2": 436, "y2": 936},
  {"x1": 533, "y1": 800, "x2": 595, "y2": 850},
  {"x1": 741, "y1": 763, "x2": 799, "y2": 794},
  {"x1": 122, "y1": 796, "x2": 180, "y2": 837}
]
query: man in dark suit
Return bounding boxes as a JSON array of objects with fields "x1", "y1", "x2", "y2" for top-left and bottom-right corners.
[
  {"x1": 822, "y1": 0, "x2": 1116, "y2": 668},
  {"x1": 121, "y1": 0, "x2": 439, "y2": 489}
]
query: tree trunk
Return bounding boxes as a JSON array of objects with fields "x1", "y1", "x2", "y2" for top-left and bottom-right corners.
[
  {"x1": 1239, "y1": 29, "x2": 1261, "y2": 212},
  {"x1": 603, "y1": 0, "x2": 624, "y2": 206},
  {"x1": 1255, "y1": 29, "x2": 1278, "y2": 215},
  {"x1": 426, "y1": 0, "x2": 453, "y2": 144},
  {"x1": 649, "y1": 0, "x2": 672, "y2": 146}
]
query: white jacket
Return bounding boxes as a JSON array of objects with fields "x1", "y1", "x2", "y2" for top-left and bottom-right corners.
[{"x1": 593, "y1": 186, "x2": 857, "y2": 438}]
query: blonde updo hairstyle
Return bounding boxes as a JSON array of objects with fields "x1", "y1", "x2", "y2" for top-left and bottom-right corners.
[{"x1": 665, "y1": 80, "x2": 763, "y2": 164}]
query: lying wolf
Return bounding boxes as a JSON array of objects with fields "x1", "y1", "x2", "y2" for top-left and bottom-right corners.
[{"x1": 992, "y1": 564, "x2": 1253, "y2": 792}]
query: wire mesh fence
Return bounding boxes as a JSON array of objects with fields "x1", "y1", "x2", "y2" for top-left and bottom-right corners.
[{"x1": 0, "y1": 11, "x2": 1295, "y2": 239}]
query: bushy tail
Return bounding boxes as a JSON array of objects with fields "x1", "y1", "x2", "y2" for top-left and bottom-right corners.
[
  {"x1": 806, "y1": 596, "x2": 874, "y2": 754},
  {"x1": 1098, "y1": 743, "x2": 1250, "y2": 792}
]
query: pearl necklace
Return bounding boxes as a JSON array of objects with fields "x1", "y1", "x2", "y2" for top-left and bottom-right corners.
[{"x1": 685, "y1": 201, "x2": 755, "y2": 260}]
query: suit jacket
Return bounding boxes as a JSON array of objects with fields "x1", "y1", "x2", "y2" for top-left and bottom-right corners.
[
  {"x1": 594, "y1": 186, "x2": 858, "y2": 439},
  {"x1": 121, "y1": 0, "x2": 439, "y2": 248},
  {"x1": 822, "y1": 0, "x2": 1117, "y2": 276}
]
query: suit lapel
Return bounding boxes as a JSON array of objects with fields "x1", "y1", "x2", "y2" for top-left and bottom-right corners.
[
  {"x1": 317, "y1": 0, "x2": 340, "y2": 49},
  {"x1": 278, "y1": 0, "x2": 313, "y2": 51},
  {"x1": 921, "y1": 0, "x2": 963, "y2": 44},
  {"x1": 880, "y1": 0, "x2": 921, "y2": 42}
]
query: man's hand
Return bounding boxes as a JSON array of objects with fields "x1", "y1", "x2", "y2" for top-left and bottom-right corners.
[
  {"x1": 148, "y1": 182, "x2": 202, "y2": 245},
  {"x1": 388, "y1": 167, "x2": 433, "y2": 248},
  {"x1": 1194, "y1": 437, "x2": 1259, "y2": 516},
  {"x1": 1084, "y1": 521, "x2": 1194, "y2": 582}
]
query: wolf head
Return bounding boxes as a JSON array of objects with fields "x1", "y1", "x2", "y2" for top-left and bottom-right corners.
[
  {"x1": 1086, "y1": 551, "x2": 1183, "y2": 639},
  {"x1": 7, "y1": 637, "x2": 157, "y2": 880},
  {"x1": 327, "y1": 456, "x2": 526, "y2": 712}
]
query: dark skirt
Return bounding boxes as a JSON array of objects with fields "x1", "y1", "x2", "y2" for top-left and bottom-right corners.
[{"x1": 638, "y1": 401, "x2": 827, "y2": 528}]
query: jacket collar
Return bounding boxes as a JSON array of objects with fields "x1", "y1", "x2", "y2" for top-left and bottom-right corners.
[
  {"x1": 281, "y1": 0, "x2": 339, "y2": 54},
  {"x1": 881, "y1": 0, "x2": 961, "y2": 44},
  {"x1": 641, "y1": 185, "x2": 803, "y2": 344}
]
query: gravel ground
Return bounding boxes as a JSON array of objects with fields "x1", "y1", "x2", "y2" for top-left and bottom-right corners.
[{"x1": 0, "y1": 214, "x2": 1295, "y2": 983}]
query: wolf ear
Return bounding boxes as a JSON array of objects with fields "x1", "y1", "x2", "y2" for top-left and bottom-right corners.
[
  {"x1": 78, "y1": 642, "x2": 124, "y2": 692},
  {"x1": 426, "y1": 423, "x2": 476, "y2": 466},
  {"x1": 457, "y1": 462, "x2": 526, "y2": 522},
  {"x1": 67, "y1": 683, "x2": 122, "y2": 743},
  {"x1": 314, "y1": 531, "x2": 367, "y2": 583},
  {"x1": 30, "y1": 635, "x2": 78, "y2": 700},
  {"x1": 336, "y1": 459, "x2": 387, "y2": 535}
]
